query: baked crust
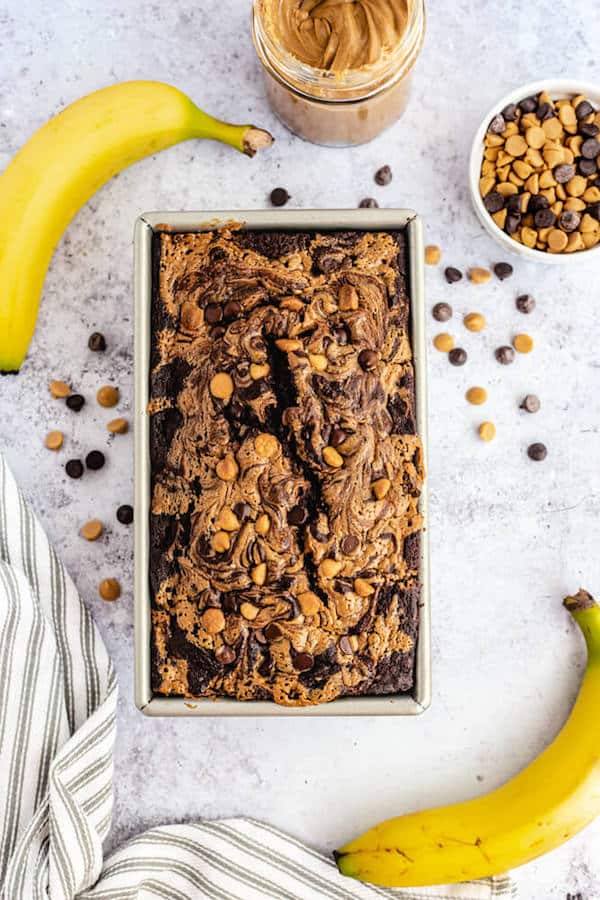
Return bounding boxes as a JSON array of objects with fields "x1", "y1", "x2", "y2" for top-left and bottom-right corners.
[{"x1": 149, "y1": 227, "x2": 424, "y2": 706}]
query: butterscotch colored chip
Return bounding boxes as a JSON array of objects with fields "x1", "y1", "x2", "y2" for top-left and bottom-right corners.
[
  {"x1": 548, "y1": 229, "x2": 568, "y2": 252},
  {"x1": 505, "y1": 135, "x2": 528, "y2": 157},
  {"x1": 539, "y1": 170, "x2": 557, "y2": 189},
  {"x1": 559, "y1": 104, "x2": 577, "y2": 126},
  {"x1": 513, "y1": 334, "x2": 534, "y2": 353},
  {"x1": 322, "y1": 445, "x2": 344, "y2": 468},
  {"x1": 468, "y1": 267, "x2": 492, "y2": 284},
  {"x1": 251, "y1": 562, "x2": 267, "y2": 586},
  {"x1": 478, "y1": 422, "x2": 496, "y2": 442},
  {"x1": 319, "y1": 558, "x2": 343, "y2": 578},
  {"x1": 216, "y1": 508, "x2": 240, "y2": 531},
  {"x1": 216, "y1": 454, "x2": 239, "y2": 481},
  {"x1": 255, "y1": 514, "x2": 271, "y2": 535},
  {"x1": 479, "y1": 176, "x2": 495, "y2": 197},
  {"x1": 513, "y1": 160, "x2": 532, "y2": 179},
  {"x1": 525, "y1": 173, "x2": 539, "y2": 194},
  {"x1": 525, "y1": 126, "x2": 546, "y2": 149},
  {"x1": 107, "y1": 417, "x2": 128, "y2": 434},
  {"x1": 433, "y1": 333, "x2": 454, "y2": 352},
  {"x1": 580, "y1": 214, "x2": 600, "y2": 233},
  {"x1": 425, "y1": 245, "x2": 441, "y2": 265},
  {"x1": 97, "y1": 385, "x2": 119, "y2": 408},
  {"x1": 81, "y1": 519, "x2": 103, "y2": 541},
  {"x1": 45, "y1": 430, "x2": 64, "y2": 451},
  {"x1": 566, "y1": 175, "x2": 587, "y2": 197},
  {"x1": 542, "y1": 117, "x2": 563, "y2": 140},
  {"x1": 492, "y1": 209, "x2": 507, "y2": 229},
  {"x1": 583, "y1": 186, "x2": 600, "y2": 203},
  {"x1": 564, "y1": 197, "x2": 586, "y2": 212},
  {"x1": 275, "y1": 338, "x2": 302, "y2": 352},
  {"x1": 496, "y1": 182, "x2": 519, "y2": 197},
  {"x1": 521, "y1": 227, "x2": 537, "y2": 248},
  {"x1": 372, "y1": 478, "x2": 391, "y2": 500},
  {"x1": 583, "y1": 232, "x2": 600, "y2": 249},
  {"x1": 565, "y1": 232, "x2": 585, "y2": 253},
  {"x1": 240, "y1": 602, "x2": 259, "y2": 621},
  {"x1": 464, "y1": 312, "x2": 486, "y2": 332},
  {"x1": 211, "y1": 531, "x2": 231, "y2": 553},
  {"x1": 210, "y1": 372, "x2": 234, "y2": 401},
  {"x1": 99, "y1": 578, "x2": 121, "y2": 601},
  {"x1": 254, "y1": 433, "x2": 279, "y2": 458},
  {"x1": 466, "y1": 386, "x2": 487, "y2": 405},
  {"x1": 250, "y1": 363, "x2": 270, "y2": 380},
  {"x1": 298, "y1": 591, "x2": 320, "y2": 616},
  {"x1": 309, "y1": 353, "x2": 328, "y2": 372},
  {"x1": 354, "y1": 578, "x2": 375, "y2": 597},
  {"x1": 50, "y1": 380, "x2": 70, "y2": 399},
  {"x1": 202, "y1": 608, "x2": 225, "y2": 634}
]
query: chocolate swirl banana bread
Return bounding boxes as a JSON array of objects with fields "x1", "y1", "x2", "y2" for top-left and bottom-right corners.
[{"x1": 149, "y1": 226, "x2": 424, "y2": 706}]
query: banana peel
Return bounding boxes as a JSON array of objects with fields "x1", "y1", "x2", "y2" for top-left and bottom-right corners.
[
  {"x1": 0, "y1": 80, "x2": 273, "y2": 373},
  {"x1": 336, "y1": 590, "x2": 600, "y2": 887}
]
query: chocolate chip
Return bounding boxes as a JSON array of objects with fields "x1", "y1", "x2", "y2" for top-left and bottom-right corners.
[
  {"x1": 334, "y1": 325, "x2": 349, "y2": 345},
  {"x1": 116, "y1": 504, "x2": 133, "y2": 524},
  {"x1": 341, "y1": 534, "x2": 359, "y2": 554},
  {"x1": 488, "y1": 114, "x2": 505, "y2": 134},
  {"x1": 493, "y1": 262, "x2": 513, "y2": 281},
  {"x1": 534, "y1": 208, "x2": 556, "y2": 228},
  {"x1": 444, "y1": 267, "x2": 462, "y2": 284},
  {"x1": 448, "y1": 347, "x2": 467, "y2": 366},
  {"x1": 505, "y1": 214, "x2": 521, "y2": 235},
  {"x1": 519, "y1": 96, "x2": 537, "y2": 113},
  {"x1": 579, "y1": 123, "x2": 599, "y2": 139},
  {"x1": 588, "y1": 202, "x2": 600, "y2": 221},
  {"x1": 204, "y1": 303, "x2": 223, "y2": 324},
  {"x1": 211, "y1": 326, "x2": 226, "y2": 340},
  {"x1": 520, "y1": 394, "x2": 540, "y2": 413},
  {"x1": 536, "y1": 102, "x2": 555, "y2": 122},
  {"x1": 501, "y1": 103, "x2": 518, "y2": 121},
  {"x1": 223, "y1": 300, "x2": 241, "y2": 320},
  {"x1": 264, "y1": 623, "x2": 282, "y2": 641},
  {"x1": 578, "y1": 157, "x2": 597, "y2": 177},
  {"x1": 310, "y1": 521, "x2": 328, "y2": 542},
  {"x1": 516, "y1": 293, "x2": 536, "y2": 313},
  {"x1": 582, "y1": 139, "x2": 600, "y2": 160},
  {"x1": 432, "y1": 302, "x2": 452, "y2": 322},
  {"x1": 65, "y1": 459, "x2": 84, "y2": 479},
  {"x1": 215, "y1": 645, "x2": 236, "y2": 664},
  {"x1": 576, "y1": 99, "x2": 594, "y2": 120},
  {"x1": 258, "y1": 654, "x2": 272, "y2": 677},
  {"x1": 254, "y1": 629, "x2": 267, "y2": 645},
  {"x1": 339, "y1": 636, "x2": 353, "y2": 655},
  {"x1": 505, "y1": 194, "x2": 522, "y2": 214},
  {"x1": 330, "y1": 425, "x2": 347, "y2": 447},
  {"x1": 528, "y1": 195, "x2": 549, "y2": 214},
  {"x1": 483, "y1": 191, "x2": 505, "y2": 214},
  {"x1": 374, "y1": 165, "x2": 392, "y2": 186},
  {"x1": 293, "y1": 652, "x2": 314, "y2": 671},
  {"x1": 527, "y1": 442, "x2": 547, "y2": 461},
  {"x1": 270, "y1": 187, "x2": 290, "y2": 207},
  {"x1": 559, "y1": 210, "x2": 581, "y2": 232},
  {"x1": 553, "y1": 163, "x2": 576, "y2": 184},
  {"x1": 233, "y1": 502, "x2": 250, "y2": 521},
  {"x1": 88, "y1": 332, "x2": 106, "y2": 352},
  {"x1": 85, "y1": 450, "x2": 105, "y2": 470},
  {"x1": 287, "y1": 505, "x2": 307, "y2": 525},
  {"x1": 358, "y1": 349, "x2": 378, "y2": 371},
  {"x1": 66, "y1": 394, "x2": 85, "y2": 412},
  {"x1": 358, "y1": 197, "x2": 378, "y2": 208},
  {"x1": 495, "y1": 345, "x2": 515, "y2": 365}
]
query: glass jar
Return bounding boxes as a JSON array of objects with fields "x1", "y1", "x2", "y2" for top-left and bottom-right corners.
[{"x1": 252, "y1": 0, "x2": 426, "y2": 147}]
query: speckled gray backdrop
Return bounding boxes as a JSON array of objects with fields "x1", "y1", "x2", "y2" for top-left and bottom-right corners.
[{"x1": 1, "y1": 1, "x2": 599, "y2": 897}]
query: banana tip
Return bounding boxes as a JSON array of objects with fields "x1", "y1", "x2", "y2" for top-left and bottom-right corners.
[
  {"x1": 564, "y1": 589, "x2": 596, "y2": 612},
  {"x1": 243, "y1": 127, "x2": 274, "y2": 157}
]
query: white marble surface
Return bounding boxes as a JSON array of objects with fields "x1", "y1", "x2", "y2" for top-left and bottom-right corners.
[{"x1": 1, "y1": 1, "x2": 600, "y2": 897}]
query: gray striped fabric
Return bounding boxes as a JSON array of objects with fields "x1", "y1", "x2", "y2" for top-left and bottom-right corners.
[{"x1": 0, "y1": 454, "x2": 516, "y2": 900}]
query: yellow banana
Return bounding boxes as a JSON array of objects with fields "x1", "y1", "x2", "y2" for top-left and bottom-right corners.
[
  {"x1": 0, "y1": 81, "x2": 272, "y2": 373},
  {"x1": 336, "y1": 589, "x2": 600, "y2": 887}
]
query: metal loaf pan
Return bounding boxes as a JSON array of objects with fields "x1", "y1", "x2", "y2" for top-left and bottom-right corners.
[{"x1": 134, "y1": 209, "x2": 430, "y2": 716}]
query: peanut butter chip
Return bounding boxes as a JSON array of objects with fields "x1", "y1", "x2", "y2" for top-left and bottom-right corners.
[
  {"x1": 319, "y1": 558, "x2": 343, "y2": 578},
  {"x1": 45, "y1": 430, "x2": 64, "y2": 451},
  {"x1": 548, "y1": 229, "x2": 569, "y2": 252},
  {"x1": 99, "y1": 578, "x2": 120, "y2": 601},
  {"x1": 211, "y1": 531, "x2": 231, "y2": 553},
  {"x1": 372, "y1": 478, "x2": 391, "y2": 500},
  {"x1": 251, "y1": 562, "x2": 267, "y2": 586},
  {"x1": 322, "y1": 445, "x2": 344, "y2": 468},
  {"x1": 309, "y1": 353, "x2": 328, "y2": 372},
  {"x1": 255, "y1": 513, "x2": 271, "y2": 535},
  {"x1": 97, "y1": 385, "x2": 119, "y2": 408},
  {"x1": 298, "y1": 591, "x2": 320, "y2": 616},
  {"x1": 275, "y1": 338, "x2": 302, "y2": 352},
  {"x1": 216, "y1": 454, "x2": 239, "y2": 481},
  {"x1": 468, "y1": 268, "x2": 492, "y2": 285},
  {"x1": 107, "y1": 417, "x2": 128, "y2": 434},
  {"x1": 255, "y1": 433, "x2": 279, "y2": 458},
  {"x1": 240, "y1": 602, "x2": 259, "y2": 621},
  {"x1": 354, "y1": 577, "x2": 375, "y2": 597},
  {"x1": 433, "y1": 333, "x2": 454, "y2": 352},
  {"x1": 210, "y1": 372, "x2": 234, "y2": 402},
  {"x1": 525, "y1": 126, "x2": 546, "y2": 149},
  {"x1": 464, "y1": 312, "x2": 486, "y2": 332},
  {"x1": 81, "y1": 519, "x2": 103, "y2": 541},
  {"x1": 216, "y1": 508, "x2": 240, "y2": 531},
  {"x1": 478, "y1": 422, "x2": 496, "y2": 442},
  {"x1": 513, "y1": 333, "x2": 534, "y2": 353},
  {"x1": 424, "y1": 245, "x2": 441, "y2": 265},
  {"x1": 202, "y1": 608, "x2": 225, "y2": 634},
  {"x1": 250, "y1": 363, "x2": 270, "y2": 380},
  {"x1": 50, "y1": 380, "x2": 70, "y2": 399},
  {"x1": 466, "y1": 386, "x2": 488, "y2": 405},
  {"x1": 505, "y1": 134, "x2": 528, "y2": 157}
]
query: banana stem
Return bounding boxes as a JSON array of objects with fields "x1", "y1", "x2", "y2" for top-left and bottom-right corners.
[
  {"x1": 188, "y1": 105, "x2": 274, "y2": 157},
  {"x1": 564, "y1": 590, "x2": 600, "y2": 659}
]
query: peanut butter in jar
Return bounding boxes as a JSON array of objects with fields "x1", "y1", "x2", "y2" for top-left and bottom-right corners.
[{"x1": 252, "y1": 0, "x2": 426, "y2": 146}]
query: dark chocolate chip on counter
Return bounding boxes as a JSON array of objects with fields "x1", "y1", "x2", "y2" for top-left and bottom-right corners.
[
  {"x1": 553, "y1": 163, "x2": 576, "y2": 184},
  {"x1": 116, "y1": 504, "x2": 134, "y2": 524},
  {"x1": 204, "y1": 303, "x2": 223, "y2": 324},
  {"x1": 374, "y1": 165, "x2": 392, "y2": 186},
  {"x1": 520, "y1": 394, "x2": 540, "y2": 413},
  {"x1": 86, "y1": 450, "x2": 105, "y2": 470},
  {"x1": 293, "y1": 652, "x2": 314, "y2": 672},
  {"x1": 495, "y1": 345, "x2": 515, "y2": 365},
  {"x1": 358, "y1": 349, "x2": 378, "y2": 371},
  {"x1": 432, "y1": 301, "x2": 452, "y2": 322},
  {"x1": 493, "y1": 262, "x2": 513, "y2": 281},
  {"x1": 516, "y1": 293, "x2": 536, "y2": 313},
  {"x1": 501, "y1": 103, "x2": 518, "y2": 121},
  {"x1": 88, "y1": 332, "x2": 106, "y2": 352},
  {"x1": 582, "y1": 139, "x2": 600, "y2": 160},
  {"x1": 527, "y1": 442, "x2": 547, "y2": 461},
  {"x1": 66, "y1": 393, "x2": 85, "y2": 412},
  {"x1": 341, "y1": 534, "x2": 359, "y2": 554},
  {"x1": 65, "y1": 459, "x2": 84, "y2": 479},
  {"x1": 488, "y1": 114, "x2": 506, "y2": 134},
  {"x1": 448, "y1": 347, "x2": 467, "y2": 366},
  {"x1": 287, "y1": 504, "x2": 307, "y2": 525},
  {"x1": 483, "y1": 191, "x2": 505, "y2": 214},
  {"x1": 444, "y1": 266, "x2": 462, "y2": 284},
  {"x1": 358, "y1": 197, "x2": 378, "y2": 208},
  {"x1": 270, "y1": 187, "x2": 290, "y2": 207},
  {"x1": 559, "y1": 210, "x2": 581, "y2": 232},
  {"x1": 576, "y1": 100, "x2": 595, "y2": 120}
]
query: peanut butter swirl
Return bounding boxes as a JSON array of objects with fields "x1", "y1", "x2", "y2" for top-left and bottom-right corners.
[
  {"x1": 149, "y1": 227, "x2": 424, "y2": 707},
  {"x1": 261, "y1": 0, "x2": 409, "y2": 72}
]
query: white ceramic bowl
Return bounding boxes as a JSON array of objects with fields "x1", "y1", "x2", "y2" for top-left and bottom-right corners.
[{"x1": 469, "y1": 78, "x2": 600, "y2": 264}]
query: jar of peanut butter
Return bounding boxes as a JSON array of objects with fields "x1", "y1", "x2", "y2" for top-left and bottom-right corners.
[{"x1": 252, "y1": 0, "x2": 426, "y2": 146}]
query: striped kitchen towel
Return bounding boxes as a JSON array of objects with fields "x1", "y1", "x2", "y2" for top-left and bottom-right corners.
[{"x1": 0, "y1": 453, "x2": 516, "y2": 900}]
